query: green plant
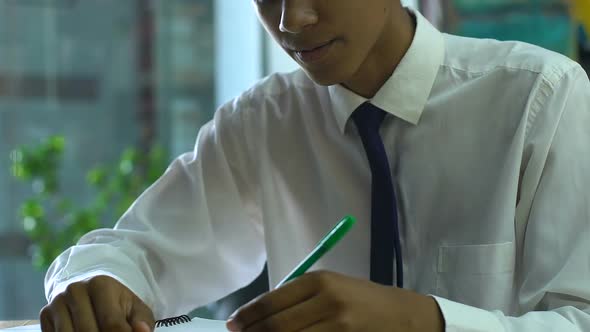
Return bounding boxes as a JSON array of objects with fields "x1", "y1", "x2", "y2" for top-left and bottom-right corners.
[{"x1": 11, "y1": 136, "x2": 168, "y2": 269}]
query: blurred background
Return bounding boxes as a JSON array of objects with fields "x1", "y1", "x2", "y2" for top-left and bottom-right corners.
[{"x1": 0, "y1": 0, "x2": 588, "y2": 321}]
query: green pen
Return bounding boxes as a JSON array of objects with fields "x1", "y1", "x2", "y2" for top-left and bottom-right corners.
[{"x1": 275, "y1": 215, "x2": 356, "y2": 288}]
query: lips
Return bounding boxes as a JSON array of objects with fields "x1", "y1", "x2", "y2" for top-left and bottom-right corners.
[
  {"x1": 292, "y1": 39, "x2": 336, "y2": 64},
  {"x1": 292, "y1": 40, "x2": 333, "y2": 52},
  {"x1": 285, "y1": 40, "x2": 334, "y2": 52}
]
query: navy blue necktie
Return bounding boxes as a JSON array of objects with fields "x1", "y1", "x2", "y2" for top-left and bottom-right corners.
[{"x1": 352, "y1": 102, "x2": 403, "y2": 288}]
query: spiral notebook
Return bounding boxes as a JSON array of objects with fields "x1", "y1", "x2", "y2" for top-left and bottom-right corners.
[
  {"x1": 154, "y1": 315, "x2": 227, "y2": 331},
  {"x1": 0, "y1": 315, "x2": 227, "y2": 332}
]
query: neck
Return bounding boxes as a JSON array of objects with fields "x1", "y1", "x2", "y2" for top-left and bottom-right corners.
[{"x1": 343, "y1": 8, "x2": 416, "y2": 98}]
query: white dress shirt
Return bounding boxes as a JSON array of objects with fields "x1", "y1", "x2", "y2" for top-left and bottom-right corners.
[{"x1": 45, "y1": 8, "x2": 590, "y2": 332}]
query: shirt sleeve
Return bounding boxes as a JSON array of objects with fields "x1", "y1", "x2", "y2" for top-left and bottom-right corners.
[
  {"x1": 433, "y1": 64, "x2": 590, "y2": 331},
  {"x1": 44, "y1": 98, "x2": 266, "y2": 319}
]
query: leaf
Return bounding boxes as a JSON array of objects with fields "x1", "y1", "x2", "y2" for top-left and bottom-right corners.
[
  {"x1": 57, "y1": 199, "x2": 73, "y2": 214},
  {"x1": 119, "y1": 159, "x2": 134, "y2": 175},
  {"x1": 23, "y1": 217, "x2": 51, "y2": 241},
  {"x1": 87, "y1": 166, "x2": 107, "y2": 186},
  {"x1": 42, "y1": 176, "x2": 59, "y2": 194},
  {"x1": 47, "y1": 136, "x2": 65, "y2": 153},
  {"x1": 20, "y1": 199, "x2": 44, "y2": 219}
]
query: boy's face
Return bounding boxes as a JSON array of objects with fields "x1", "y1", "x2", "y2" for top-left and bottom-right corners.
[{"x1": 254, "y1": 0, "x2": 399, "y2": 86}]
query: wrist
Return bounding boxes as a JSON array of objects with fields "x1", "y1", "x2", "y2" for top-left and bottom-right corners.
[
  {"x1": 424, "y1": 295, "x2": 445, "y2": 332},
  {"x1": 399, "y1": 290, "x2": 445, "y2": 332}
]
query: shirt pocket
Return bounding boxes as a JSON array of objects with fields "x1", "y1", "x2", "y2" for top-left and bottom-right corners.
[{"x1": 435, "y1": 242, "x2": 515, "y2": 311}]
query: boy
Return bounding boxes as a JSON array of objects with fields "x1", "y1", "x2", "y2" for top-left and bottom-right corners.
[{"x1": 41, "y1": 1, "x2": 590, "y2": 331}]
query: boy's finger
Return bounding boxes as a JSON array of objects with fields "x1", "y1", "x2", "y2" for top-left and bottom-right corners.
[
  {"x1": 87, "y1": 278, "x2": 133, "y2": 332},
  {"x1": 63, "y1": 283, "x2": 100, "y2": 332},
  {"x1": 129, "y1": 297, "x2": 156, "y2": 332}
]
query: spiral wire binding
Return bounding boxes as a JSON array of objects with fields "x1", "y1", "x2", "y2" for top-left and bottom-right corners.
[{"x1": 155, "y1": 314, "x2": 192, "y2": 327}]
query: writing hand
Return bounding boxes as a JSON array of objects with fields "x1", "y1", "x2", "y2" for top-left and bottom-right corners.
[{"x1": 226, "y1": 270, "x2": 444, "y2": 332}]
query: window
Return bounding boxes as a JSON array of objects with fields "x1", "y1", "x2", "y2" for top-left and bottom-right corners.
[{"x1": 0, "y1": 0, "x2": 220, "y2": 319}]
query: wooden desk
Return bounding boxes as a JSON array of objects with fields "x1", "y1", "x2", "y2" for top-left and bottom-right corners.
[{"x1": 0, "y1": 321, "x2": 38, "y2": 329}]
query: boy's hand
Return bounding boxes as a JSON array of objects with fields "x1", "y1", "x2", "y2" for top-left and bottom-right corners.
[
  {"x1": 40, "y1": 275, "x2": 155, "y2": 332},
  {"x1": 226, "y1": 271, "x2": 444, "y2": 332}
]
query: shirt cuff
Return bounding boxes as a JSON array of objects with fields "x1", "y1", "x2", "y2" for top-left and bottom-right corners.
[
  {"x1": 431, "y1": 295, "x2": 506, "y2": 332},
  {"x1": 47, "y1": 269, "x2": 159, "y2": 314}
]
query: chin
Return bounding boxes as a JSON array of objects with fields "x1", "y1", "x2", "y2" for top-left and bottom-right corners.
[
  {"x1": 301, "y1": 66, "x2": 351, "y2": 87},
  {"x1": 304, "y1": 72, "x2": 338, "y2": 86}
]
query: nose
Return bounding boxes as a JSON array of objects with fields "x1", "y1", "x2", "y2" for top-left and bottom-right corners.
[{"x1": 279, "y1": 0, "x2": 318, "y2": 34}]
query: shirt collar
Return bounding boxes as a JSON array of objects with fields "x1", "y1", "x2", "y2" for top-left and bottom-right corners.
[{"x1": 328, "y1": 7, "x2": 445, "y2": 133}]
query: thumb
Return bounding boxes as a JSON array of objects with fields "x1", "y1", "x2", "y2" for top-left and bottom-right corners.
[
  {"x1": 132, "y1": 321, "x2": 152, "y2": 332},
  {"x1": 129, "y1": 298, "x2": 156, "y2": 332}
]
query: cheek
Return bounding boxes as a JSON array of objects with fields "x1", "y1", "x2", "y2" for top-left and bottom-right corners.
[
  {"x1": 255, "y1": 6, "x2": 281, "y2": 37},
  {"x1": 349, "y1": 10, "x2": 387, "y2": 53},
  {"x1": 343, "y1": 27, "x2": 374, "y2": 61},
  {"x1": 259, "y1": 23, "x2": 282, "y2": 51}
]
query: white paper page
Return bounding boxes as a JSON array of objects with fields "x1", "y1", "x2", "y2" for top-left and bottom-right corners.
[
  {"x1": 0, "y1": 317, "x2": 227, "y2": 332},
  {"x1": 0, "y1": 325, "x2": 41, "y2": 331}
]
